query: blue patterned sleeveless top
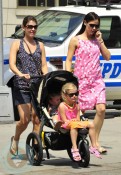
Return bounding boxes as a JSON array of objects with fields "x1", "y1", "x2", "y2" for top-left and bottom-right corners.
[{"x1": 14, "y1": 39, "x2": 42, "y2": 89}]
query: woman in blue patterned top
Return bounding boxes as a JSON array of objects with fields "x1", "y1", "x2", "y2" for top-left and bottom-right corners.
[{"x1": 9, "y1": 15, "x2": 48, "y2": 156}]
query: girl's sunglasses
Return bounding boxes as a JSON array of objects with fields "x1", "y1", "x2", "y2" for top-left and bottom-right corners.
[
  {"x1": 89, "y1": 24, "x2": 99, "y2": 29},
  {"x1": 26, "y1": 25, "x2": 38, "y2": 30},
  {"x1": 66, "y1": 91, "x2": 79, "y2": 98}
]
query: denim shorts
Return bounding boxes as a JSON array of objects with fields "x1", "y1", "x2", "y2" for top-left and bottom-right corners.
[{"x1": 13, "y1": 88, "x2": 32, "y2": 106}]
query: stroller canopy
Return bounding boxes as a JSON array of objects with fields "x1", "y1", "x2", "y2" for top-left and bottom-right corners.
[{"x1": 39, "y1": 70, "x2": 78, "y2": 107}]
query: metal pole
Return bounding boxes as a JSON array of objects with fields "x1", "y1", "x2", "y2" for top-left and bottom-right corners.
[
  {"x1": 0, "y1": 0, "x2": 14, "y2": 122},
  {"x1": 55, "y1": 0, "x2": 59, "y2": 6},
  {"x1": 0, "y1": 0, "x2": 3, "y2": 86}
]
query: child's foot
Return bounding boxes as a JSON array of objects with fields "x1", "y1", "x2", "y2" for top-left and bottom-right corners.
[
  {"x1": 71, "y1": 148, "x2": 81, "y2": 161},
  {"x1": 89, "y1": 146, "x2": 102, "y2": 159},
  {"x1": 54, "y1": 121, "x2": 63, "y2": 131}
]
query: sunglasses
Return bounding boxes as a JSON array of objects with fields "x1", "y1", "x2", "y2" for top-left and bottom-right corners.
[
  {"x1": 89, "y1": 24, "x2": 99, "y2": 29},
  {"x1": 26, "y1": 25, "x2": 38, "y2": 30},
  {"x1": 66, "y1": 91, "x2": 79, "y2": 98}
]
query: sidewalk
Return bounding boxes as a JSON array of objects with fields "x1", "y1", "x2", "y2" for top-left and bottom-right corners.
[{"x1": 0, "y1": 116, "x2": 121, "y2": 175}]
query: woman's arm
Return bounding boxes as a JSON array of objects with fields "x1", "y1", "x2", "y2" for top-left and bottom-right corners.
[
  {"x1": 100, "y1": 42, "x2": 111, "y2": 61},
  {"x1": 9, "y1": 40, "x2": 21, "y2": 76},
  {"x1": 9, "y1": 40, "x2": 30, "y2": 79},
  {"x1": 65, "y1": 37, "x2": 78, "y2": 71},
  {"x1": 96, "y1": 30, "x2": 111, "y2": 61},
  {"x1": 39, "y1": 42, "x2": 48, "y2": 75}
]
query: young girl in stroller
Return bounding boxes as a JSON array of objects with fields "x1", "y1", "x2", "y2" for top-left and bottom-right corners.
[{"x1": 58, "y1": 82, "x2": 102, "y2": 161}]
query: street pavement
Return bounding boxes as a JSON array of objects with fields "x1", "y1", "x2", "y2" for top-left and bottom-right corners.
[{"x1": 0, "y1": 115, "x2": 121, "y2": 175}]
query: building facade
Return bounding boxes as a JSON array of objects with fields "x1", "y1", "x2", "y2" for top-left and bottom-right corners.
[{"x1": 3, "y1": 0, "x2": 68, "y2": 37}]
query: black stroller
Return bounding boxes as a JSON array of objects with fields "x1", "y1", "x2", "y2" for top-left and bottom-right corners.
[{"x1": 26, "y1": 70, "x2": 90, "y2": 167}]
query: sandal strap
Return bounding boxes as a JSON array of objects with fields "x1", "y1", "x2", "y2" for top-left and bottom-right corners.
[
  {"x1": 10, "y1": 136, "x2": 18, "y2": 156},
  {"x1": 89, "y1": 147, "x2": 102, "y2": 159},
  {"x1": 71, "y1": 149, "x2": 81, "y2": 161}
]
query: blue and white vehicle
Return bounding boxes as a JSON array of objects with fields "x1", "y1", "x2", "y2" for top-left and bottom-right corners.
[{"x1": 4, "y1": 4, "x2": 121, "y2": 119}]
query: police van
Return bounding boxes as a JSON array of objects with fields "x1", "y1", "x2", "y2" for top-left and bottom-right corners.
[{"x1": 4, "y1": 3, "x2": 121, "y2": 119}]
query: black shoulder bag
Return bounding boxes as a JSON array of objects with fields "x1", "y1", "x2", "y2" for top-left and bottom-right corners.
[{"x1": 23, "y1": 39, "x2": 42, "y2": 96}]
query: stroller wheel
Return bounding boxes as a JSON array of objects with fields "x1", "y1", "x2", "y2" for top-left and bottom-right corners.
[
  {"x1": 78, "y1": 140, "x2": 90, "y2": 167},
  {"x1": 26, "y1": 132, "x2": 43, "y2": 166}
]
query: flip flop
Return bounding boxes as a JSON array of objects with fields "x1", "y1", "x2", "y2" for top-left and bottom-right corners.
[
  {"x1": 89, "y1": 146, "x2": 102, "y2": 159},
  {"x1": 98, "y1": 147, "x2": 107, "y2": 154},
  {"x1": 10, "y1": 136, "x2": 18, "y2": 156}
]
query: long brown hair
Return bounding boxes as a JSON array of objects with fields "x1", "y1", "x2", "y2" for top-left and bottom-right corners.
[
  {"x1": 22, "y1": 15, "x2": 37, "y2": 27},
  {"x1": 77, "y1": 12, "x2": 100, "y2": 35}
]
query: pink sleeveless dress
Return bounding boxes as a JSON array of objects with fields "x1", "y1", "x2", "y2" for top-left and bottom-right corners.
[
  {"x1": 74, "y1": 39, "x2": 106, "y2": 111},
  {"x1": 58, "y1": 102, "x2": 89, "y2": 129}
]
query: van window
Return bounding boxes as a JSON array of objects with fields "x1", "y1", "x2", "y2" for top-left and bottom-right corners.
[
  {"x1": 36, "y1": 10, "x2": 84, "y2": 44},
  {"x1": 100, "y1": 16, "x2": 121, "y2": 48},
  {"x1": 15, "y1": 10, "x2": 84, "y2": 45}
]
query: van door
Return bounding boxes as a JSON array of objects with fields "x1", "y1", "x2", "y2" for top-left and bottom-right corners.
[{"x1": 100, "y1": 16, "x2": 121, "y2": 100}]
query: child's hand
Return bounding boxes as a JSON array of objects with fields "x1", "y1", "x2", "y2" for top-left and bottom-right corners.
[
  {"x1": 71, "y1": 118, "x2": 78, "y2": 122},
  {"x1": 65, "y1": 120, "x2": 69, "y2": 123},
  {"x1": 48, "y1": 107, "x2": 52, "y2": 114},
  {"x1": 62, "y1": 120, "x2": 69, "y2": 128}
]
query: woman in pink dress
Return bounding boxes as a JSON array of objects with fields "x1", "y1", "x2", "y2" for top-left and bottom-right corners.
[{"x1": 65, "y1": 12, "x2": 111, "y2": 153}]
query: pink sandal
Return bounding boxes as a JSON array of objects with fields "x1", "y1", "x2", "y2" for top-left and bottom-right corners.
[
  {"x1": 89, "y1": 146, "x2": 102, "y2": 159},
  {"x1": 71, "y1": 148, "x2": 81, "y2": 161}
]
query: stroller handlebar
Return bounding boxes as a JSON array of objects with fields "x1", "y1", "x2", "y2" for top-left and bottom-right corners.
[
  {"x1": 30, "y1": 75, "x2": 43, "y2": 79},
  {"x1": 19, "y1": 74, "x2": 43, "y2": 82}
]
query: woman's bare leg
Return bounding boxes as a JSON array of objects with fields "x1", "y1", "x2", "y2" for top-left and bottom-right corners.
[
  {"x1": 14, "y1": 103, "x2": 31, "y2": 141},
  {"x1": 88, "y1": 122, "x2": 97, "y2": 148},
  {"x1": 94, "y1": 103, "x2": 105, "y2": 147},
  {"x1": 88, "y1": 122, "x2": 102, "y2": 158},
  {"x1": 31, "y1": 107, "x2": 41, "y2": 135},
  {"x1": 10, "y1": 103, "x2": 31, "y2": 155}
]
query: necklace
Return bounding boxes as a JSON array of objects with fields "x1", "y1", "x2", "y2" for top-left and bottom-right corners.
[{"x1": 64, "y1": 102, "x2": 76, "y2": 110}]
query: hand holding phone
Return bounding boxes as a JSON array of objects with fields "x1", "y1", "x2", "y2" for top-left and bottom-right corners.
[{"x1": 95, "y1": 30, "x2": 103, "y2": 43}]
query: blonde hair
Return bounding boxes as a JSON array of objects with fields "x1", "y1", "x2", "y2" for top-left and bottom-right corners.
[{"x1": 61, "y1": 82, "x2": 77, "y2": 101}]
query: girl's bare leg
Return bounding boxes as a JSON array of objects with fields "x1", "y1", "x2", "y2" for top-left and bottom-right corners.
[{"x1": 70, "y1": 128, "x2": 78, "y2": 150}]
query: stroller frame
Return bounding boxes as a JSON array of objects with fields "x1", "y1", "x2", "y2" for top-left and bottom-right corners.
[{"x1": 26, "y1": 70, "x2": 90, "y2": 167}]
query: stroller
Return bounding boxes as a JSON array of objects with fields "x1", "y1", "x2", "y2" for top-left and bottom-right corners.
[{"x1": 26, "y1": 70, "x2": 90, "y2": 167}]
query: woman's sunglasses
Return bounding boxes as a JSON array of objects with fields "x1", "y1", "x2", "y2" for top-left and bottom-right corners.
[
  {"x1": 89, "y1": 24, "x2": 99, "y2": 29},
  {"x1": 66, "y1": 91, "x2": 79, "y2": 98},
  {"x1": 26, "y1": 25, "x2": 38, "y2": 30}
]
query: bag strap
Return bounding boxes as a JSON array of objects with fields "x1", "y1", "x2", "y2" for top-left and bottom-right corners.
[{"x1": 23, "y1": 39, "x2": 40, "y2": 75}]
